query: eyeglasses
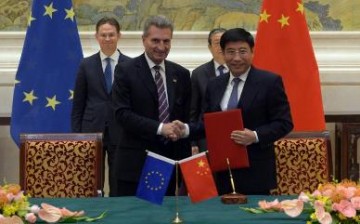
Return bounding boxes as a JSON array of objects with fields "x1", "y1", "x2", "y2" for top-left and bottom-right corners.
[
  {"x1": 98, "y1": 33, "x2": 118, "y2": 39},
  {"x1": 224, "y1": 49, "x2": 250, "y2": 57}
]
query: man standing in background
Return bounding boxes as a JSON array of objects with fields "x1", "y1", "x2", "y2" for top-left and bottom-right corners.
[
  {"x1": 71, "y1": 17, "x2": 131, "y2": 196},
  {"x1": 190, "y1": 28, "x2": 227, "y2": 154}
]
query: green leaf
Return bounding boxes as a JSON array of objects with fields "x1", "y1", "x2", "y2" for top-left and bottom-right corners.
[
  {"x1": 240, "y1": 207, "x2": 272, "y2": 214},
  {"x1": 59, "y1": 211, "x2": 107, "y2": 223}
]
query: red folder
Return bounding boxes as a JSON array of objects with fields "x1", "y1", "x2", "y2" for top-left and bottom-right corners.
[{"x1": 204, "y1": 109, "x2": 249, "y2": 172}]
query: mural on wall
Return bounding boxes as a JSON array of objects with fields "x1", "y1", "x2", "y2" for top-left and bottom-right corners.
[{"x1": 0, "y1": 0, "x2": 358, "y2": 31}]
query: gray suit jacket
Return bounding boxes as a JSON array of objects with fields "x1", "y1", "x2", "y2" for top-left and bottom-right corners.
[{"x1": 71, "y1": 51, "x2": 131, "y2": 145}]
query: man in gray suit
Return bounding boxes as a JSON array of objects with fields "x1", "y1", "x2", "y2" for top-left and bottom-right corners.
[
  {"x1": 190, "y1": 28, "x2": 227, "y2": 154},
  {"x1": 71, "y1": 17, "x2": 130, "y2": 196}
]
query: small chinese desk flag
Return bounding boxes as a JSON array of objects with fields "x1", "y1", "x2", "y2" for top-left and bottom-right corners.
[
  {"x1": 179, "y1": 152, "x2": 218, "y2": 203},
  {"x1": 253, "y1": 0, "x2": 325, "y2": 131},
  {"x1": 10, "y1": 0, "x2": 83, "y2": 145},
  {"x1": 136, "y1": 151, "x2": 175, "y2": 205}
]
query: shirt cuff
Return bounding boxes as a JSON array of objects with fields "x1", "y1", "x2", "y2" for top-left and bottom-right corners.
[
  {"x1": 253, "y1": 131, "x2": 259, "y2": 143},
  {"x1": 157, "y1": 123, "x2": 163, "y2": 135}
]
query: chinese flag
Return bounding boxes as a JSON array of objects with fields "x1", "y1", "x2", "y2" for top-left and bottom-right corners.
[
  {"x1": 179, "y1": 152, "x2": 218, "y2": 203},
  {"x1": 253, "y1": 0, "x2": 325, "y2": 131}
]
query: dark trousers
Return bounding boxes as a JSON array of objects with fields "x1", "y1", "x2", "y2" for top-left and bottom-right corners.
[{"x1": 103, "y1": 128, "x2": 118, "y2": 197}]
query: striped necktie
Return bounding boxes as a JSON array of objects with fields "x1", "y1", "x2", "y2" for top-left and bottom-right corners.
[{"x1": 154, "y1": 65, "x2": 169, "y2": 123}]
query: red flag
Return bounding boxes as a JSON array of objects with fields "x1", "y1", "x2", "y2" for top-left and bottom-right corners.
[
  {"x1": 179, "y1": 152, "x2": 218, "y2": 203},
  {"x1": 253, "y1": 0, "x2": 325, "y2": 131}
]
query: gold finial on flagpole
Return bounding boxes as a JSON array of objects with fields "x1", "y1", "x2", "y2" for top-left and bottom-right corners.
[{"x1": 172, "y1": 162, "x2": 183, "y2": 223}]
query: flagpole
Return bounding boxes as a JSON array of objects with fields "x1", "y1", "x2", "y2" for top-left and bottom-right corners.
[{"x1": 172, "y1": 162, "x2": 183, "y2": 223}]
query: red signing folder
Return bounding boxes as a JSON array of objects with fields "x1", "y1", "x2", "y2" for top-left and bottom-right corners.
[{"x1": 204, "y1": 109, "x2": 249, "y2": 172}]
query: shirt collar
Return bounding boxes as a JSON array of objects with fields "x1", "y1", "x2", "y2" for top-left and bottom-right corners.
[
  {"x1": 100, "y1": 50, "x2": 120, "y2": 62},
  {"x1": 144, "y1": 53, "x2": 165, "y2": 71},
  {"x1": 229, "y1": 66, "x2": 250, "y2": 83}
]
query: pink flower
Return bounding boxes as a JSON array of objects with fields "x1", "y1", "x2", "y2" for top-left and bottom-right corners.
[
  {"x1": 0, "y1": 215, "x2": 24, "y2": 224},
  {"x1": 298, "y1": 192, "x2": 309, "y2": 202},
  {"x1": 280, "y1": 199, "x2": 304, "y2": 217},
  {"x1": 38, "y1": 203, "x2": 63, "y2": 223},
  {"x1": 258, "y1": 199, "x2": 281, "y2": 210},
  {"x1": 60, "y1": 207, "x2": 85, "y2": 217},
  {"x1": 25, "y1": 213, "x2": 37, "y2": 223},
  {"x1": 332, "y1": 200, "x2": 356, "y2": 218},
  {"x1": 351, "y1": 196, "x2": 360, "y2": 209},
  {"x1": 30, "y1": 204, "x2": 40, "y2": 214},
  {"x1": 314, "y1": 200, "x2": 332, "y2": 224}
]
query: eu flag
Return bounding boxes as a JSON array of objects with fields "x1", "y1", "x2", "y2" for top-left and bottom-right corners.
[
  {"x1": 10, "y1": 0, "x2": 83, "y2": 145},
  {"x1": 136, "y1": 151, "x2": 175, "y2": 205}
]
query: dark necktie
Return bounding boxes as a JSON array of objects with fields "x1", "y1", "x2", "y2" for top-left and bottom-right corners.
[
  {"x1": 218, "y1": 65, "x2": 225, "y2": 76},
  {"x1": 227, "y1": 78, "x2": 241, "y2": 110},
  {"x1": 104, "y1": 58, "x2": 112, "y2": 93},
  {"x1": 154, "y1": 65, "x2": 169, "y2": 123}
]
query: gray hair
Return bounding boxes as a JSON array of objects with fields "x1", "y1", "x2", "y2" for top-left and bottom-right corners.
[{"x1": 143, "y1": 15, "x2": 174, "y2": 37}]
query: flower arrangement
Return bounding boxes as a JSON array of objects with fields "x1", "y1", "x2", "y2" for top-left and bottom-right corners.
[
  {"x1": 242, "y1": 180, "x2": 360, "y2": 224},
  {"x1": 0, "y1": 183, "x2": 105, "y2": 223}
]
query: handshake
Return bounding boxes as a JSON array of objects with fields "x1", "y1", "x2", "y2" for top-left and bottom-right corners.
[{"x1": 161, "y1": 120, "x2": 187, "y2": 141}]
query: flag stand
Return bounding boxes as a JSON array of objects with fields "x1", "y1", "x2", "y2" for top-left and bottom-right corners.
[{"x1": 172, "y1": 162, "x2": 183, "y2": 223}]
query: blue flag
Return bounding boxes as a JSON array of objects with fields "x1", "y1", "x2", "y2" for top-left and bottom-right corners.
[
  {"x1": 136, "y1": 151, "x2": 175, "y2": 205},
  {"x1": 10, "y1": 0, "x2": 83, "y2": 145}
]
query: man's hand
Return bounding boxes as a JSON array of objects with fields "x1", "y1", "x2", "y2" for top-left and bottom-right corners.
[
  {"x1": 161, "y1": 123, "x2": 182, "y2": 141},
  {"x1": 230, "y1": 128, "x2": 256, "y2": 146}
]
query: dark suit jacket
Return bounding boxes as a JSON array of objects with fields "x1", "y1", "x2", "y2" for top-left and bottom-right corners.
[
  {"x1": 112, "y1": 53, "x2": 192, "y2": 182},
  {"x1": 201, "y1": 66, "x2": 293, "y2": 194},
  {"x1": 71, "y1": 51, "x2": 131, "y2": 145},
  {"x1": 190, "y1": 60, "x2": 217, "y2": 150}
]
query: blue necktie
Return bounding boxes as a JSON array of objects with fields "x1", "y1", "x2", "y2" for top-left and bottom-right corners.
[
  {"x1": 227, "y1": 78, "x2": 241, "y2": 110},
  {"x1": 154, "y1": 65, "x2": 169, "y2": 123},
  {"x1": 104, "y1": 58, "x2": 112, "y2": 93},
  {"x1": 218, "y1": 65, "x2": 225, "y2": 76}
]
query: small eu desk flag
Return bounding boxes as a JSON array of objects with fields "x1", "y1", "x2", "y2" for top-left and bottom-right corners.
[
  {"x1": 10, "y1": 0, "x2": 83, "y2": 145},
  {"x1": 136, "y1": 151, "x2": 175, "y2": 205}
]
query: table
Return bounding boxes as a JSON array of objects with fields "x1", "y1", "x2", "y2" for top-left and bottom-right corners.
[{"x1": 31, "y1": 196, "x2": 308, "y2": 224}]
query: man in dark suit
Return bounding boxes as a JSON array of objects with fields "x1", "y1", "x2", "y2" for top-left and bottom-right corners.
[
  {"x1": 112, "y1": 15, "x2": 192, "y2": 196},
  {"x1": 71, "y1": 17, "x2": 130, "y2": 196},
  {"x1": 190, "y1": 28, "x2": 227, "y2": 154},
  {"x1": 177, "y1": 28, "x2": 293, "y2": 195}
]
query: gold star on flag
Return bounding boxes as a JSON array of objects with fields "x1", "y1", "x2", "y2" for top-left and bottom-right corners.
[
  {"x1": 69, "y1": 90, "x2": 74, "y2": 100},
  {"x1": 23, "y1": 90, "x2": 38, "y2": 105},
  {"x1": 14, "y1": 79, "x2": 20, "y2": 85},
  {"x1": 65, "y1": 7, "x2": 75, "y2": 21},
  {"x1": 27, "y1": 13, "x2": 36, "y2": 27},
  {"x1": 44, "y1": 2, "x2": 57, "y2": 19},
  {"x1": 259, "y1": 9, "x2": 271, "y2": 23},
  {"x1": 46, "y1": 95, "x2": 61, "y2": 110},
  {"x1": 278, "y1": 14, "x2": 290, "y2": 28},
  {"x1": 296, "y1": 2, "x2": 304, "y2": 14},
  {"x1": 198, "y1": 159, "x2": 205, "y2": 168}
]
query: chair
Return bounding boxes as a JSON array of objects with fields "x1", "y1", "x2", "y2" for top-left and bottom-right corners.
[
  {"x1": 20, "y1": 133, "x2": 103, "y2": 198},
  {"x1": 271, "y1": 131, "x2": 332, "y2": 195}
]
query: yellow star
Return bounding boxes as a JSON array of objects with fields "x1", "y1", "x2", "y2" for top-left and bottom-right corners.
[
  {"x1": 198, "y1": 159, "x2": 205, "y2": 168},
  {"x1": 27, "y1": 12, "x2": 36, "y2": 27},
  {"x1": 14, "y1": 79, "x2": 20, "y2": 85},
  {"x1": 69, "y1": 90, "x2": 74, "y2": 100},
  {"x1": 46, "y1": 95, "x2": 61, "y2": 111},
  {"x1": 296, "y1": 2, "x2": 304, "y2": 14},
  {"x1": 64, "y1": 7, "x2": 75, "y2": 21},
  {"x1": 278, "y1": 14, "x2": 290, "y2": 28},
  {"x1": 44, "y1": 2, "x2": 57, "y2": 19},
  {"x1": 23, "y1": 90, "x2": 38, "y2": 105},
  {"x1": 259, "y1": 9, "x2": 271, "y2": 23}
]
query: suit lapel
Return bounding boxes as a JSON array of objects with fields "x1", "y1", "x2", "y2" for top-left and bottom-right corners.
[
  {"x1": 94, "y1": 53, "x2": 108, "y2": 94},
  {"x1": 239, "y1": 67, "x2": 259, "y2": 109},
  {"x1": 164, "y1": 61, "x2": 176, "y2": 112},
  {"x1": 212, "y1": 73, "x2": 229, "y2": 111},
  {"x1": 136, "y1": 55, "x2": 158, "y2": 99}
]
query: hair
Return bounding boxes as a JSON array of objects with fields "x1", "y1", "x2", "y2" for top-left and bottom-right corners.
[
  {"x1": 220, "y1": 28, "x2": 254, "y2": 50},
  {"x1": 208, "y1": 28, "x2": 227, "y2": 46},
  {"x1": 143, "y1": 15, "x2": 174, "y2": 37},
  {"x1": 96, "y1": 17, "x2": 121, "y2": 33}
]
